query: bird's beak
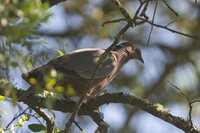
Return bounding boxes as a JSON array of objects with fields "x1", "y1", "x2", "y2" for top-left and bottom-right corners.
[
  {"x1": 134, "y1": 54, "x2": 144, "y2": 64},
  {"x1": 139, "y1": 57, "x2": 144, "y2": 64}
]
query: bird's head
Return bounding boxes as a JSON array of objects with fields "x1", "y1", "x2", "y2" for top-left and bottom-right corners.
[{"x1": 114, "y1": 42, "x2": 144, "y2": 63}]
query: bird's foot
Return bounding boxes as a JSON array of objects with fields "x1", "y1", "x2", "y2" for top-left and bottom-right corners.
[{"x1": 94, "y1": 108, "x2": 104, "y2": 119}]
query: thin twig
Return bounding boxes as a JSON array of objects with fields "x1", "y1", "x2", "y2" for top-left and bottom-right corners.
[
  {"x1": 111, "y1": 0, "x2": 133, "y2": 26},
  {"x1": 168, "y1": 81, "x2": 190, "y2": 102},
  {"x1": 73, "y1": 121, "x2": 83, "y2": 131},
  {"x1": 102, "y1": 1, "x2": 145, "y2": 27},
  {"x1": 102, "y1": 18, "x2": 126, "y2": 27},
  {"x1": 161, "y1": 0, "x2": 179, "y2": 16},
  {"x1": 168, "y1": 81, "x2": 194, "y2": 128},
  {"x1": 140, "y1": 0, "x2": 150, "y2": 20},
  {"x1": 165, "y1": 19, "x2": 177, "y2": 27},
  {"x1": 147, "y1": 0, "x2": 158, "y2": 46},
  {"x1": 191, "y1": 99, "x2": 200, "y2": 103},
  {"x1": 133, "y1": 1, "x2": 146, "y2": 25},
  {"x1": 137, "y1": 17, "x2": 200, "y2": 39},
  {"x1": 6, "y1": 107, "x2": 29, "y2": 130}
]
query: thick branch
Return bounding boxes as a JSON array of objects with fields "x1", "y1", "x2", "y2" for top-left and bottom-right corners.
[
  {"x1": 89, "y1": 93, "x2": 200, "y2": 133},
  {"x1": 29, "y1": 106, "x2": 55, "y2": 133},
  {"x1": 0, "y1": 82, "x2": 199, "y2": 133}
]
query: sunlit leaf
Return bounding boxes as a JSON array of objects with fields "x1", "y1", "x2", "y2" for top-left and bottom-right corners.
[
  {"x1": 16, "y1": 122, "x2": 23, "y2": 128},
  {"x1": 22, "y1": 115, "x2": 29, "y2": 121},
  {"x1": 57, "y1": 50, "x2": 64, "y2": 56},
  {"x1": 46, "y1": 78, "x2": 56, "y2": 91},
  {"x1": 82, "y1": 129, "x2": 86, "y2": 133},
  {"x1": 0, "y1": 95, "x2": 5, "y2": 102}
]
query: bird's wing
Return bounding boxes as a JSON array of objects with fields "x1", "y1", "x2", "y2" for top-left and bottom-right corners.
[{"x1": 49, "y1": 48, "x2": 117, "y2": 79}]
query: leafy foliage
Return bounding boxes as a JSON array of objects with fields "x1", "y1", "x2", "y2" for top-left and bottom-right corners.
[
  {"x1": 0, "y1": 0, "x2": 50, "y2": 44},
  {"x1": 16, "y1": 115, "x2": 29, "y2": 128}
]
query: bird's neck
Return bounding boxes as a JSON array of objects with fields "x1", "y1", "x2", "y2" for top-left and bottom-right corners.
[{"x1": 114, "y1": 49, "x2": 131, "y2": 67}]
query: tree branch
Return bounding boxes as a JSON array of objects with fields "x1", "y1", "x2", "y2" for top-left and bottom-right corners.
[
  {"x1": 5, "y1": 107, "x2": 29, "y2": 130},
  {"x1": 147, "y1": 0, "x2": 158, "y2": 45},
  {"x1": 89, "y1": 93, "x2": 200, "y2": 133},
  {"x1": 0, "y1": 82, "x2": 199, "y2": 133},
  {"x1": 29, "y1": 106, "x2": 55, "y2": 133}
]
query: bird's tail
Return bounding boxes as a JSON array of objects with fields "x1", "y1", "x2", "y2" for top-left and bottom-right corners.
[
  {"x1": 22, "y1": 64, "x2": 51, "y2": 82},
  {"x1": 21, "y1": 64, "x2": 52, "y2": 99}
]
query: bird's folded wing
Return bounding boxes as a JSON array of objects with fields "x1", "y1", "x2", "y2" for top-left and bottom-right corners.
[{"x1": 49, "y1": 48, "x2": 117, "y2": 79}]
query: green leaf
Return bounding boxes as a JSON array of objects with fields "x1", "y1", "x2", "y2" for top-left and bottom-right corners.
[
  {"x1": 10, "y1": 61, "x2": 18, "y2": 67},
  {"x1": 16, "y1": 115, "x2": 29, "y2": 128},
  {"x1": 22, "y1": 115, "x2": 29, "y2": 121},
  {"x1": 82, "y1": 129, "x2": 86, "y2": 133},
  {"x1": 0, "y1": 95, "x2": 5, "y2": 102},
  {"x1": 28, "y1": 124, "x2": 45, "y2": 132},
  {"x1": 57, "y1": 50, "x2": 64, "y2": 56},
  {"x1": 16, "y1": 122, "x2": 23, "y2": 128}
]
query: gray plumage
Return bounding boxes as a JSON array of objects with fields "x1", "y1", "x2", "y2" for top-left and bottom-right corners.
[
  {"x1": 22, "y1": 42, "x2": 143, "y2": 98},
  {"x1": 50, "y1": 48, "x2": 116, "y2": 79}
]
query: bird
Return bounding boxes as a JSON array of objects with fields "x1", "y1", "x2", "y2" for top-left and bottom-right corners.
[{"x1": 22, "y1": 42, "x2": 144, "y2": 99}]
